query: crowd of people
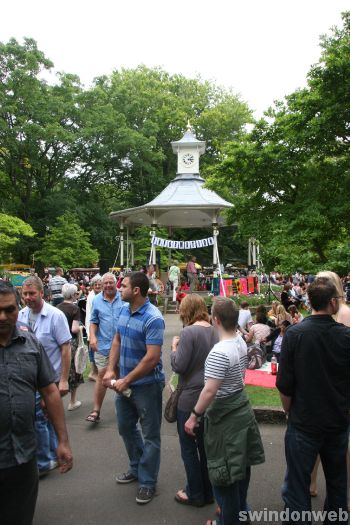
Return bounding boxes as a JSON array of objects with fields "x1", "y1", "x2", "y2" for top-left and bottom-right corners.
[{"x1": 0, "y1": 266, "x2": 350, "y2": 525}]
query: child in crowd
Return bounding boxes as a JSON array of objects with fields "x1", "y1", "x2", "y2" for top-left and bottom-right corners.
[
  {"x1": 175, "y1": 286, "x2": 187, "y2": 313},
  {"x1": 185, "y1": 297, "x2": 265, "y2": 525}
]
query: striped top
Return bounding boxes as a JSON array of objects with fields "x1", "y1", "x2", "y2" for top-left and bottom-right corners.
[
  {"x1": 117, "y1": 298, "x2": 165, "y2": 386},
  {"x1": 204, "y1": 336, "x2": 248, "y2": 398},
  {"x1": 48, "y1": 276, "x2": 67, "y2": 298}
]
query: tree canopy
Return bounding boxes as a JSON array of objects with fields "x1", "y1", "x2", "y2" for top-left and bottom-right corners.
[
  {"x1": 0, "y1": 38, "x2": 251, "y2": 268},
  {"x1": 0, "y1": 213, "x2": 35, "y2": 260},
  {"x1": 207, "y1": 11, "x2": 350, "y2": 273},
  {"x1": 35, "y1": 212, "x2": 99, "y2": 268}
]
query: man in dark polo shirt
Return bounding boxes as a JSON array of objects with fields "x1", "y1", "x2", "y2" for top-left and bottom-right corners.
[
  {"x1": 0, "y1": 282, "x2": 73, "y2": 525},
  {"x1": 277, "y1": 277, "x2": 350, "y2": 523}
]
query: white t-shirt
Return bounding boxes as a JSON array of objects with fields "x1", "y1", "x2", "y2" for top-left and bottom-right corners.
[
  {"x1": 238, "y1": 309, "x2": 253, "y2": 330},
  {"x1": 205, "y1": 337, "x2": 248, "y2": 398}
]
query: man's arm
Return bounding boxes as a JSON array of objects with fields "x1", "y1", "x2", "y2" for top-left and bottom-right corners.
[
  {"x1": 39, "y1": 383, "x2": 73, "y2": 473},
  {"x1": 113, "y1": 344, "x2": 161, "y2": 393},
  {"x1": 276, "y1": 330, "x2": 295, "y2": 413},
  {"x1": 89, "y1": 323, "x2": 98, "y2": 352},
  {"x1": 102, "y1": 332, "x2": 121, "y2": 386},
  {"x1": 59, "y1": 342, "x2": 71, "y2": 396},
  {"x1": 279, "y1": 393, "x2": 292, "y2": 414}
]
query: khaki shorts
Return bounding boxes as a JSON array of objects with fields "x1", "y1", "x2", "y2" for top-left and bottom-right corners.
[{"x1": 94, "y1": 352, "x2": 109, "y2": 370}]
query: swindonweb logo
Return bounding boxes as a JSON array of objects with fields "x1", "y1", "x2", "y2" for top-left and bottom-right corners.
[{"x1": 239, "y1": 508, "x2": 348, "y2": 522}]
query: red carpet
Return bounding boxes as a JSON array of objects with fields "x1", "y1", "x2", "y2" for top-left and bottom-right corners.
[{"x1": 245, "y1": 369, "x2": 277, "y2": 388}]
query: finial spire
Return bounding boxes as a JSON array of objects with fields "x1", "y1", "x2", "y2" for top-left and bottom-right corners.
[{"x1": 187, "y1": 119, "x2": 192, "y2": 132}]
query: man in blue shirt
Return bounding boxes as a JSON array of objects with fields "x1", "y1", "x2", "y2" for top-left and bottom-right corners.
[
  {"x1": 86, "y1": 273, "x2": 124, "y2": 423},
  {"x1": 104, "y1": 271, "x2": 165, "y2": 505},
  {"x1": 18, "y1": 276, "x2": 71, "y2": 476}
]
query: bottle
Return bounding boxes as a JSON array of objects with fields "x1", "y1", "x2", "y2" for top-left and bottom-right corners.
[
  {"x1": 110, "y1": 380, "x2": 132, "y2": 398},
  {"x1": 271, "y1": 355, "x2": 277, "y2": 375}
]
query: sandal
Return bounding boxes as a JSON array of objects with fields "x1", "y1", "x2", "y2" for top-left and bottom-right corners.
[
  {"x1": 85, "y1": 410, "x2": 100, "y2": 423},
  {"x1": 175, "y1": 489, "x2": 204, "y2": 507}
]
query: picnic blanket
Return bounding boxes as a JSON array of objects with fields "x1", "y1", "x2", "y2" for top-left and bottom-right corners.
[{"x1": 245, "y1": 361, "x2": 277, "y2": 388}]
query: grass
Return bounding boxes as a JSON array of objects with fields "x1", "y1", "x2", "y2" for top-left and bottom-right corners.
[
  {"x1": 170, "y1": 373, "x2": 281, "y2": 407},
  {"x1": 245, "y1": 385, "x2": 282, "y2": 407}
]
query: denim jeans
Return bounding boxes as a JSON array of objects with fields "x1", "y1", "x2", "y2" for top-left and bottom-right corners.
[
  {"x1": 212, "y1": 467, "x2": 251, "y2": 525},
  {"x1": 115, "y1": 382, "x2": 164, "y2": 488},
  {"x1": 282, "y1": 422, "x2": 348, "y2": 524},
  {"x1": 35, "y1": 392, "x2": 58, "y2": 472},
  {"x1": 177, "y1": 409, "x2": 213, "y2": 502}
]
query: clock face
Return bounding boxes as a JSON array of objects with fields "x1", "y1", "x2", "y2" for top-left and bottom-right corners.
[{"x1": 182, "y1": 153, "x2": 195, "y2": 167}]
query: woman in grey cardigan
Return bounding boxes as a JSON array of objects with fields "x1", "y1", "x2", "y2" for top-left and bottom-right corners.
[{"x1": 171, "y1": 294, "x2": 218, "y2": 507}]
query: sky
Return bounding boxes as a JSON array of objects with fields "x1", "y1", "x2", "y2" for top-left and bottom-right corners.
[{"x1": 1, "y1": 0, "x2": 349, "y2": 118}]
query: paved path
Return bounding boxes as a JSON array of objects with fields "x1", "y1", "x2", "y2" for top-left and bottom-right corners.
[{"x1": 34, "y1": 315, "x2": 327, "y2": 525}]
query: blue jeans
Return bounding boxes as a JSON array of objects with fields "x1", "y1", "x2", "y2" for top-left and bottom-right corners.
[
  {"x1": 177, "y1": 409, "x2": 213, "y2": 502},
  {"x1": 35, "y1": 393, "x2": 58, "y2": 472},
  {"x1": 282, "y1": 422, "x2": 348, "y2": 524},
  {"x1": 115, "y1": 382, "x2": 164, "y2": 488},
  {"x1": 213, "y1": 468, "x2": 251, "y2": 525}
]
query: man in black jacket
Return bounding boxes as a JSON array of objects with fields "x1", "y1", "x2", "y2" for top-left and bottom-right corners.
[{"x1": 277, "y1": 277, "x2": 350, "y2": 523}]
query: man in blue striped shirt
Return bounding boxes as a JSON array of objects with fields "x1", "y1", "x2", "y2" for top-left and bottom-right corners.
[{"x1": 103, "y1": 272, "x2": 165, "y2": 505}]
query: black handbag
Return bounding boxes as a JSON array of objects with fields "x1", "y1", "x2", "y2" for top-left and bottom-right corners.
[{"x1": 164, "y1": 386, "x2": 182, "y2": 423}]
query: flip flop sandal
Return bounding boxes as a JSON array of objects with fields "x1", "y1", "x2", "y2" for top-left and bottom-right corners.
[{"x1": 85, "y1": 410, "x2": 100, "y2": 423}]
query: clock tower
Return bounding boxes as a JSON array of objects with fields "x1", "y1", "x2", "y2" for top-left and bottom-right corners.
[{"x1": 171, "y1": 122, "x2": 206, "y2": 175}]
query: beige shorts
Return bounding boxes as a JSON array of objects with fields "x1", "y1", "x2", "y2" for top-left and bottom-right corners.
[{"x1": 94, "y1": 352, "x2": 109, "y2": 370}]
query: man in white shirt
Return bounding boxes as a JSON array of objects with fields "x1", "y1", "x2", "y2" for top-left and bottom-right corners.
[{"x1": 238, "y1": 301, "x2": 253, "y2": 334}]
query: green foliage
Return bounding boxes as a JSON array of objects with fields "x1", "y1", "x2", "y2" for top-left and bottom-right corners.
[
  {"x1": 0, "y1": 38, "x2": 251, "y2": 266},
  {"x1": 36, "y1": 212, "x2": 99, "y2": 268},
  {"x1": 0, "y1": 213, "x2": 35, "y2": 260},
  {"x1": 207, "y1": 12, "x2": 350, "y2": 274}
]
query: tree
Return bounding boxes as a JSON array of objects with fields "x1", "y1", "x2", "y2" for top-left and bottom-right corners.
[
  {"x1": 0, "y1": 39, "x2": 253, "y2": 265},
  {"x1": 0, "y1": 38, "x2": 82, "y2": 221},
  {"x1": 206, "y1": 12, "x2": 350, "y2": 272},
  {"x1": 36, "y1": 212, "x2": 99, "y2": 268},
  {"x1": 0, "y1": 213, "x2": 35, "y2": 261}
]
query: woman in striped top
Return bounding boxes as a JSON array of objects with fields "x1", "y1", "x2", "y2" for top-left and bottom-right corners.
[{"x1": 185, "y1": 297, "x2": 265, "y2": 525}]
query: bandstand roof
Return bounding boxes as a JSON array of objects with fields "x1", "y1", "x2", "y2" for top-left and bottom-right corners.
[
  {"x1": 110, "y1": 125, "x2": 233, "y2": 229},
  {"x1": 109, "y1": 173, "x2": 233, "y2": 228}
]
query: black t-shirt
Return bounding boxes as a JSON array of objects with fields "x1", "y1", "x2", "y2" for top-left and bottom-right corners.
[
  {"x1": 277, "y1": 315, "x2": 350, "y2": 434},
  {"x1": 57, "y1": 302, "x2": 80, "y2": 336}
]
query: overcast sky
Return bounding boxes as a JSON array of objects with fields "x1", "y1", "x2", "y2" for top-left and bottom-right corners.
[{"x1": 2, "y1": 0, "x2": 349, "y2": 118}]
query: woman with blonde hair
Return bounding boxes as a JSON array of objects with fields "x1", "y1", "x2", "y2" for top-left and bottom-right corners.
[
  {"x1": 310, "y1": 271, "x2": 350, "y2": 508},
  {"x1": 171, "y1": 294, "x2": 218, "y2": 507},
  {"x1": 268, "y1": 300, "x2": 280, "y2": 322},
  {"x1": 275, "y1": 304, "x2": 292, "y2": 327}
]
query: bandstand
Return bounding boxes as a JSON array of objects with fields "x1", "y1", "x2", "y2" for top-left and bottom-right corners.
[{"x1": 110, "y1": 124, "x2": 233, "y2": 271}]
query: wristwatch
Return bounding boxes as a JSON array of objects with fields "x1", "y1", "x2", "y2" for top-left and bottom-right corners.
[{"x1": 191, "y1": 408, "x2": 203, "y2": 418}]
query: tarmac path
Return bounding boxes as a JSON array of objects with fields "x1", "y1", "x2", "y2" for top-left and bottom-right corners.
[{"x1": 34, "y1": 314, "x2": 326, "y2": 525}]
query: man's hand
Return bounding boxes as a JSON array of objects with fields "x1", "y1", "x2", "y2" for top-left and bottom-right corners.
[
  {"x1": 58, "y1": 380, "x2": 69, "y2": 397},
  {"x1": 56, "y1": 442, "x2": 73, "y2": 473},
  {"x1": 102, "y1": 369, "x2": 116, "y2": 388},
  {"x1": 90, "y1": 338, "x2": 98, "y2": 353},
  {"x1": 112, "y1": 378, "x2": 130, "y2": 393}
]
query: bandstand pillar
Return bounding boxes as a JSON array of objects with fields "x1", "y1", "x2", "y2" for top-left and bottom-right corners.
[{"x1": 119, "y1": 222, "x2": 124, "y2": 267}]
